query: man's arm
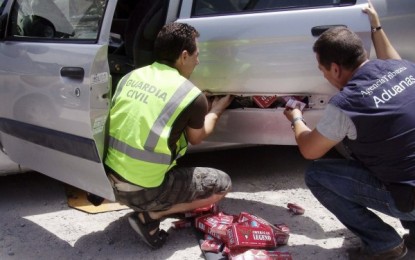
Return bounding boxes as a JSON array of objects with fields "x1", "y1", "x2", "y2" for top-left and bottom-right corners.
[
  {"x1": 290, "y1": 116, "x2": 338, "y2": 160},
  {"x1": 186, "y1": 95, "x2": 233, "y2": 145},
  {"x1": 284, "y1": 108, "x2": 339, "y2": 160},
  {"x1": 362, "y1": 0, "x2": 401, "y2": 60}
]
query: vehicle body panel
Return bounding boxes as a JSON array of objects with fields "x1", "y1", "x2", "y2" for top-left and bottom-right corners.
[
  {"x1": 0, "y1": 0, "x2": 414, "y2": 199},
  {"x1": 178, "y1": 0, "x2": 371, "y2": 144},
  {"x1": 0, "y1": 0, "x2": 116, "y2": 200}
]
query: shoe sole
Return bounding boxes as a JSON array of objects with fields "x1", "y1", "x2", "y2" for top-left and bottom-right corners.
[
  {"x1": 399, "y1": 247, "x2": 408, "y2": 259},
  {"x1": 348, "y1": 244, "x2": 407, "y2": 259},
  {"x1": 128, "y1": 214, "x2": 158, "y2": 249}
]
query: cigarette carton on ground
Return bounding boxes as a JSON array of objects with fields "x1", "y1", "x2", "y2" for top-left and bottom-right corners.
[
  {"x1": 230, "y1": 249, "x2": 293, "y2": 260},
  {"x1": 226, "y1": 223, "x2": 277, "y2": 249}
]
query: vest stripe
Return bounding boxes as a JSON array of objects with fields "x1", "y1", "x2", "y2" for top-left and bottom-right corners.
[
  {"x1": 111, "y1": 73, "x2": 131, "y2": 106},
  {"x1": 108, "y1": 136, "x2": 171, "y2": 164},
  {"x1": 144, "y1": 80, "x2": 195, "y2": 150},
  {"x1": 105, "y1": 62, "x2": 201, "y2": 187}
]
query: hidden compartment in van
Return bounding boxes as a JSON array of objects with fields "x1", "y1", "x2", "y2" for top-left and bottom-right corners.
[{"x1": 226, "y1": 95, "x2": 309, "y2": 110}]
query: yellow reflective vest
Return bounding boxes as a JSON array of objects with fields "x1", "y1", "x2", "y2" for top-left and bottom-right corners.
[{"x1": 105, "y1": 62, "x2": 201, "y2": 187}]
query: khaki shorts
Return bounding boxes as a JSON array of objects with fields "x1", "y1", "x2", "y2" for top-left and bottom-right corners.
[{"x1": 110, "y1": 166, "x2": 231, "y2": 212}]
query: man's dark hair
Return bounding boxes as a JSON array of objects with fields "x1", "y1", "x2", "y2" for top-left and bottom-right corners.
[
  {"x1": 313, "y1": 27, "x2": 367, "y2": 70},
  {"x1": 154, "y1": 22, "x2": 200, "y2": 65}
]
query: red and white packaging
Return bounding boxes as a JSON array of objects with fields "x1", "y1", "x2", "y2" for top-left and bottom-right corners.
[
  {"x1": 193, "y1": 203, "x2": 218, "y2": 214},
  {"x1": 253, "y1": 95, "x2": 278, "y2": 108},
  {"x1": 171, "y1": 219, "x2": 192, "y2": 229},
  {"x1": 222, "y1": 246, "x2": 231, "y2": 256},
  {"x1": 217, "y1": 212, "x2": 236, "y2": 225},
  {"x1": 195, "y1": 214, "x2": 230, "y2": 241},
  {"x1": 274, "y1": 223, "x2": 290, "y2": 234},
  {"x1": 200, "y1": 239, "x2": 223, "y2": 253},
  {"x1": 238, "y1": 212, "x2": 273, "y2": 228},
  {"x1": 226, "y1": 223, "x2": 277, "y2": 249},
  {"x1": 237, "y1": 212, "x2": 289, "y2": 245},
  {"x1": 285, "y1": 98, "x2": 306, "y2": 111},
  {"x1": 287, "y1": 203, "x2": 305, "y2": 215},
  {"x1": 230, "y1": 249, "x2": 293, "y2": 260},
  {"x1": 273, "y1": 227, "x2": 290, "y2": 246},
  {"x1": 184, "y1": 203, "x2": 218, "y2": 218},
  {"x1": 205, "y1": 234, "x2": 217, "y2": 241}
]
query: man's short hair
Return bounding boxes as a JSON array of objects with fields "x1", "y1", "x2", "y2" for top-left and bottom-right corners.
[
  {"x1": 313, "y1": 27, "x2": 367, "y2": 70},
  {"x1": 154, "y1": 23, "x2": 200, "y2": 64}
]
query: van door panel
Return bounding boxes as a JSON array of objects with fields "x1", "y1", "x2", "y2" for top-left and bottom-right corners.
[
  {"x1": 0, "y1": 0, "x2": 117, "y2": 200},
  {"x1": 178, "y1": 2, "x2": 371, "y2": 95}
]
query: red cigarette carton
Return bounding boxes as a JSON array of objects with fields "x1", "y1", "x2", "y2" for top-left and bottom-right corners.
[
  {"x1": 195, "y1": 214, "x2": 230, "y2": 241},
  {"x1": 273, "y1": 227, "x2": 290, "y2": 246},
  {"x1": 253, "y1": 95, "x2": 278, "y2": 108},
  {"x1": 287, "y1": 203, "x2": 305, "y2": 215},
  {"x1": 205, "y1": 234, "x2": 218, "y2": 241},
  {"x1": 201, "y1": 239, "x2": 223, "y2": 253},
  {"x1": 184, "y1": 203, "x2": 218, "y2": 218},
  {"x1": 193, "y1": 203, "x2": 218, "y2": 213},
  {"x1": 222, "y1": 246, "x2": 231, "y2": 256},
  {"x1": 217, "y1": 212, "x2": 236, "y2": 225},
  {"x1": 238, "y1": 212, "x2": 273, "y2": 228},
  {"x1": 226, "y1": 223, "x2": 277, "y2": 249},
  {"x1": 237, "y1": 212, "x2": 289, "y2": 245},
  {"x1": 230, "y1": 249, "x2": 293, "y2": 260},
  {"x1": 274, "y1": 223, "x2": 290, "y2": 234},
  {"x1": 171, "y1": 219, "x2": 192, "y2": 229}
]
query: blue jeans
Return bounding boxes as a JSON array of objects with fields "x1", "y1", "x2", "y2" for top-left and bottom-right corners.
[{"x1": 305, "y1": 159, "x2": 415, "y2": 253}]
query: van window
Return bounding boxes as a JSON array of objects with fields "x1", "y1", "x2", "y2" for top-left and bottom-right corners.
[
  {"x1": 0, "y1": 0, "x2": 7, "y2": 15},
  {"x1": 192, "y1": 0, "x2": 356, "y2": 16},
  {"x1": 8, "y1": 0, "x2": 107, "y2": 41}
]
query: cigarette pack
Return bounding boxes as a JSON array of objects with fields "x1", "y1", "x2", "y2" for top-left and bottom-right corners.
[
  {"x1": 226, "y1": 223, "x2": 277, "y2": 249},
  {"x1": 184, "y1": 203, "x2": 218, "y2": 218},
  {"x1": 230, "y1": 249, "x2": 293, "y2": 260},
  {"x1": 238, "y1": 212, "x2": 273, "y2": 228},
  {"x1": 195, "y1": 214, "x2": 230, "y2": 241},
  {"x1": 287, "y1": 203, "x2": 305, "y2": 215},
  {"x1": 274, "y1": 223, "x2": 290, "y2": 234},
  {"x1": 171, "y1": 219, "x2": 192, "y2": 229},
  {"x1": 285, "y1": 98, "x2": 306, "y2": 111},
  {"x1": 200, "y1": 239, "x2": 223, "y2": 253},
  {"x1": 253, "y1": 95, "x2": 278, "y2": 108},
  {"x1": 237, "y1": 212, "x2": 289, "y2": 245}
]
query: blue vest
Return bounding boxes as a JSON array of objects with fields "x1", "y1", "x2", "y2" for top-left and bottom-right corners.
[{"x1": 330, "y1": 59, "x2": 415, "y2": 184}]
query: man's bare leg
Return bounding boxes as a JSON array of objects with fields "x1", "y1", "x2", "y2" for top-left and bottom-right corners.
[{"x1": 138, "y1": 192, "x2": 228, "y2": 235}]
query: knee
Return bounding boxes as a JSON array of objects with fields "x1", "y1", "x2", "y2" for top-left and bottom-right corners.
[
  {"x1": 305, "y1": 159, "x2": 347, "y2": 191},
  {"x1": 304, "y1": 160, "x2": 324, "y2": 189},
  {"x1": 217, "y1": 171, "x2": 232, "y2": 194}
]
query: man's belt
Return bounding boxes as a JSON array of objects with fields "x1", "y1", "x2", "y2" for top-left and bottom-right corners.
[{"x1": 108, "y1": 173, "x2": 144, "y2": 192}]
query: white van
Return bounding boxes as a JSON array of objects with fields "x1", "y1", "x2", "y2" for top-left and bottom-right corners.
[{"x1": 0, "y1": 0, "x2": 414, "y2": 200}]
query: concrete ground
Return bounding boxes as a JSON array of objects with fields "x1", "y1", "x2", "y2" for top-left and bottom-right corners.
[{"x1": 1, "y1": 145, "x2": 413, "y2": 259}]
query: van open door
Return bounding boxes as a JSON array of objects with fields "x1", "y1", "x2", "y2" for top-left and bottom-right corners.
[{"x1": 0, "y1": 0, "x2": 118, "y2": 200}]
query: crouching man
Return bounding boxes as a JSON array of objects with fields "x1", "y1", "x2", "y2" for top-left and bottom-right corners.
[{"x1": 105, "y1": 22, "x2": 233, "y2": 249}]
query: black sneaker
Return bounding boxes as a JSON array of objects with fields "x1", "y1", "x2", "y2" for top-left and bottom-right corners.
[{"x1": 347, "y1": 240, "x2": 407, "y2": 260}]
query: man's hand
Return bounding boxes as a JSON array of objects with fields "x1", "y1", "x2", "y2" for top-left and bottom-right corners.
[
  {"x1": 362, "y1": 0, "x2": 401, "y2": 60},
  {"x1": 186, "y1": 94, "x2": 234, "y2": 145},
  {"x1": 209, "y1": 95, "x2": 234, "y2": 116},
  {"x1": 362, "y1": 0, "x2": 381, "y2": 29},
  {"x1": 283, "y1": 107, "x2": 303, "y2": 123}
]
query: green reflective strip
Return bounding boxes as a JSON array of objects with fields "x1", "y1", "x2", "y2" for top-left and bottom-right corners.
[
  {"x1": 108, "y1": 136, "x2": 171, "y2": 164},
  {"x1": 144, "y1": 80, "x2": 196, "y2": 150}
]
